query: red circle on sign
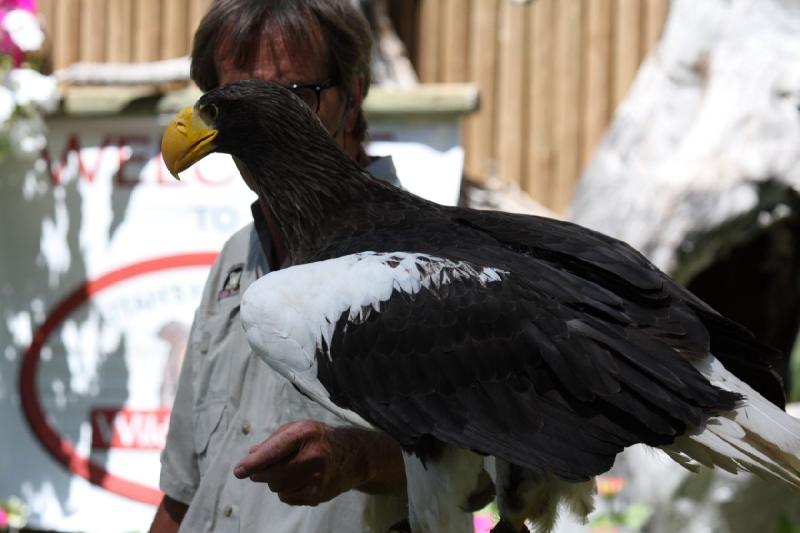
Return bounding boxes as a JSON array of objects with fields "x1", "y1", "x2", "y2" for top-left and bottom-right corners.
[{"x1": 19, "y1": 253, "x2": 217, "y2": 504}]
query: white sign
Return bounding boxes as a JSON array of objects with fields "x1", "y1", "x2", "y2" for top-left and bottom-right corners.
[
  {"x1": 0, "y1": 114, "x2": 255, "y2": 532},
  {"x1": 0, "y1": 110, "x2": 464, "y2": 532}
]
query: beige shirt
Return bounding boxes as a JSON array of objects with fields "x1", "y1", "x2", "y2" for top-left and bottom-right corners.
[{"x1": 160, "y1": 160, "x2": 407, "y2": 532}]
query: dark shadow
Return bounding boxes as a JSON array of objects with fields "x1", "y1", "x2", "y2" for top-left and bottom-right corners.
[{"x1": 686, "y1": 188, "x2": 800, "y2": 390}]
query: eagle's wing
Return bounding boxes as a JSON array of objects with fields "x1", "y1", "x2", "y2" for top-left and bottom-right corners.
[
  {"x1": 241, "y1": 250, "x2": 739, "y2": 482},
  {"x1": 450, "y1": 208, "x2": 786, "y2": 408}
]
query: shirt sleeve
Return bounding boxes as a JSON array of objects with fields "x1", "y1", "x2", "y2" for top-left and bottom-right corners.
[{"x1": 158, "y1": 307, "x2": 203, "y2": 505}]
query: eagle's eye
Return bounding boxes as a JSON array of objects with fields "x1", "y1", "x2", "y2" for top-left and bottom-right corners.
[{"x1": 202, "y1": 103, "x2": 219, "y2": 122}]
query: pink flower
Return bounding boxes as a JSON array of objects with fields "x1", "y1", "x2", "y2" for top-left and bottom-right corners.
[
  {"x1": 0, "y1": 1, "x2": 36, "y2": 13},
  {"x1": 596, "y1": 475, "x2": 626, "y2": 498},
  {"x1": 473, "y1": 513, "x2": 495, "y2": 533},
  {"x1": 0, "y1": 506, "x2": 8, "y2": 527},
  {"x1": 0, "y1": 0, "x2": 38, "y2": 66}
]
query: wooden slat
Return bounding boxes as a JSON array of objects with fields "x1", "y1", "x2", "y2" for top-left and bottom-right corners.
[
  {"x1": 583, "y1": 0, "x2": 613, "y2": 166},
  {"x1": 188, "y1": 0, "x2": 213, "y2": 50},
  {"x1": 418, "y1": 0, "x2": 442, "y2": 82},
  {"x1": 106, "y1": 0, "x2": 133, "y2": 62},
  {"x1": 38, "y1": 0, "x2": 56, "y2": 70},
  {"x1": 52, "y1": 0, "x2": 80, "y2": 71},
  {"x1": 162, "y1": 0, "x2": 189, "y2": 59},
  {"x1": 133, "y1": 0, "x2": 161, "y2": 62},
  {"x1": 38, "y1": 0, "x2": 670, "y2": 213},
  {"x1": 526, "y1": 0, "x2": 555, "y2": 203},
  {"x1": 464, "y1": 0, "x2": 499, "y2": 181},
  {"x1": 441, "y1": 0, "x2": 470, "y2": 82},
  {"x1": 552, "y1": 0, "x2": 583, "y2": 212},
  {"x1": 612, "y1": 0, "x2": 641, "y2": 106},
  {"x1": 79, "y1": 0, "x2": 105, "y2": 62},
  {"x1": 643, "y1": 0, "x2": 669, "y2": 54},
  {"x1": 38, "y1": 0, "x2": 55, "y2": 30},
  {"x1": 496, "y1": 0, "x2": 527, "y2": 187},
  {"x1": 387, "y1": 0, "x2": 419, "y2": 71}
]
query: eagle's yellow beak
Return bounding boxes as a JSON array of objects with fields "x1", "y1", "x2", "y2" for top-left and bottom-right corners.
[{"x1": 161, "y1": 105, "x2": 218, "y2": 180}]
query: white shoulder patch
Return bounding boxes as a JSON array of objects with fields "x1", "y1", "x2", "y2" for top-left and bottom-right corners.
[{"x1": 240, "y1": 252, "x2": 506, "y2": 424}]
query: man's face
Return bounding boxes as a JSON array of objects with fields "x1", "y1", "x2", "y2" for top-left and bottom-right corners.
[{"x1": 215, "y1": 29, "x2": 350, "y2": 148}]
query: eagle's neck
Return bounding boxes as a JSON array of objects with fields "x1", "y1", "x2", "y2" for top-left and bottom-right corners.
[{"x1": 244, "y1": 140, "x2": 379, "y2": 265}]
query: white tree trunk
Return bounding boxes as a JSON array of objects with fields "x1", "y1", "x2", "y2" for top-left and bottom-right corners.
[
  {"x1": 570, "y1": 0, "x2": 800, "y2": 281},
  {"x1": 568, "y1": 3, "x2": 800, "y2": 532}
]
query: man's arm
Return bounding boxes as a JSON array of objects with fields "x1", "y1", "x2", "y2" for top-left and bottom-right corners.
[
  {"x1": 148, "y1": 495, "x2": 188, "y2": 533},
  {"x1": 234, "y1": 420, "x2": 406, "y2": 506}
]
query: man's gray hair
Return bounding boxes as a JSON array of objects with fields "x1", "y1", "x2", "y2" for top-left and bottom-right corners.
[{"x1": 191, "y1": 0, "x2": 373, "y2": 142}]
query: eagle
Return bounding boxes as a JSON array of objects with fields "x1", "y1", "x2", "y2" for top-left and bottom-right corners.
[{"x1": 161, "y1": 80, "x2": 800, "y2": 533}]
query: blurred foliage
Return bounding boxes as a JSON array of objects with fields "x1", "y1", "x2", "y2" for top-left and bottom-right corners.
[
  {"x1": 776, "y1": 515, "x2": 800, "y2": 533},
  {"x1": 790, "y1": 335, "x2": 800, "y2": 403},
  {"x1": 0, "y1": 2, "x2": 59, "y2": 162},
  {"x1": 0, "y1": 495, "x2": 28, "y2": 530},
  {"x1": 590, "y1": 476, "x2": 653, "y2": 532},
  {"x1": 590, "y1": 503, "x2": 653, "y2": 532}
]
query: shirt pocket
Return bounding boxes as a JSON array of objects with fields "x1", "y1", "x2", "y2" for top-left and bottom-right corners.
[
  {"x1": 192, "y1": 401, "x2": 226, "y2": 475},
  {"x1": 192, "y1": 301, "x2": 240, "y2": 403}
]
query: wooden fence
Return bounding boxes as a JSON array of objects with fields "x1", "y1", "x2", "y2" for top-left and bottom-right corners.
[
  {"x1": 417, "y1": 0, "x2": 670, "y2": 212},
  {"x1": 38, "y1": 0, "x2": 211, "y2": 68},
  {"x1": 37, "y1": 0, "x2": 669, "y2": 212}
]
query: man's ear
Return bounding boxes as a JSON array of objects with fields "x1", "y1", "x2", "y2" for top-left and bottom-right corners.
[{"x1": 343, "y1": 74, "x2": 365, "y2": 133}]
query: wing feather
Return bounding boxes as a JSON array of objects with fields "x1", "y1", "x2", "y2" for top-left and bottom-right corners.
[{"x1": 310, "y1": 252, "x2": 740, "y2": 481}]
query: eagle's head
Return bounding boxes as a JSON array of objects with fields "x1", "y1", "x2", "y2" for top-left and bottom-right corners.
[{"x1": 161, "y1": 79, "x2": 336, "y2": 179}]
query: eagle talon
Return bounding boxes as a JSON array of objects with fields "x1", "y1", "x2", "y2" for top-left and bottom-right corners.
[
  {"x1": 461, "y1": 469, "x2": 496, "y2": 512},
  {"x1": 490, "y1": 518, "x2": 530, "y2": 533}
]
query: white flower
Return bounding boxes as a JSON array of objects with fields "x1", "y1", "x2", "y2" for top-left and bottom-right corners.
[
  {"x1": 0, "y1": 84, "x2": 14, "y2": 125},
  {"x1": 7, "y1": 68, "x2": 59, "y2": 112},
  {"x1": 2, "y1": 9, "x2": 44, "y2": 52},
  {"x1": 10, "y1": 115, "x2": 46, "y2": 158}
]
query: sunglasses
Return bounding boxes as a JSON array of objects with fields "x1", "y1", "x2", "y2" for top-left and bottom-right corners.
[{"x1": 285, "y1": 79, "x2": 336, "y2": 113}]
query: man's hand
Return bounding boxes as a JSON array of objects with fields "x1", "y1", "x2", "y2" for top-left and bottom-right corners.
[{"x1": 233, "y1": 420, "x2": 406, "y2": 506}]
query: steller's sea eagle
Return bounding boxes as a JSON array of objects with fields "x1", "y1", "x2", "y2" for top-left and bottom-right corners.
[{"x1": 161, "y1": 80, "x2": 800, "y2": 533}]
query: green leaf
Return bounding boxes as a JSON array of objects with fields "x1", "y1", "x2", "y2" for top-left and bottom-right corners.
[
  {"x1": 621, "y1": 503, "x2": 653, "y2": 529},
  {"x1": 776, "y1": 515, "x2": 800, "y2": 533},
  {"x1": 790, "y1": 335, "x2": 800, "y2": 403}
]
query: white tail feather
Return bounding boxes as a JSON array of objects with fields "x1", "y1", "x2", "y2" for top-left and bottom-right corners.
[{"x1": 665, "y1": 355, "x2": 800, "y2": 489}]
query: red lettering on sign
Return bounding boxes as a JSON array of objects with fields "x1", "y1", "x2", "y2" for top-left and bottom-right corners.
[
  {"x1": 41, "y1": 133, "x2": 239, "y2": 188},
  {"x1": 90, "y1": 408, "x2": 171, "y2": 450},
  {"x1": 115, "y1": 136, "x2": 149, "y2": 187},
  {"x1": 41, "y1": 133, "x2": 112, "y2": 185}
]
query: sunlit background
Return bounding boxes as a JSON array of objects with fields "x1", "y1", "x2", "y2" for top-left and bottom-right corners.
[{"x1": 1, "y1": 1, "x2": 798, "y2": 532}]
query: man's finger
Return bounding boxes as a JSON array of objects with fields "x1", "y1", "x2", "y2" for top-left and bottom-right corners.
[
  {"x1": 233, "y1": 429, "x2": 302, "y2": 478},
  {"x1": 278, "y1": 485, "x2": 322, "y2": 507},
  {"x1": 248, "y1": 458, "x2": 321, "y2": 487},
  {"x1": 256, "y1": 470, "x2": 306, "y2": 493}
]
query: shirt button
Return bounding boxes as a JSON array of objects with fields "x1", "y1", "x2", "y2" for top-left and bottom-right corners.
[
  {"x1": 241, "y1": 421, "x2": 251, "y2": 435},
  {"x1": 223, "y1": 505, "x2": 233, "y2": 517}
]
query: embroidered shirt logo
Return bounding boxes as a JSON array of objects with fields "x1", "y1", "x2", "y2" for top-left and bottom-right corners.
[{"x1": 218, "y1": 264, "x2": 244, "y2": 300}]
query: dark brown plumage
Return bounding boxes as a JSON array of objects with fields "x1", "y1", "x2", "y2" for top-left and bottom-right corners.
[{"x1": 175, "y1": 80, "x2": 796, "y2": 533}]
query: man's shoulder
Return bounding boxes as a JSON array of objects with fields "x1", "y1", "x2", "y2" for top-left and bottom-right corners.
[
  {"x1": 209, "y1": 222, "x2": 259, "y2": 272},
  {"x1": 366, "y1": 155, "x2": 401, "y2": 188},
  {"x1": 197, "y1": 222, "x2": 262, "y2": 307},
  {"x1": 218, "y1": 222, "x2": 258, "y2": 255}
]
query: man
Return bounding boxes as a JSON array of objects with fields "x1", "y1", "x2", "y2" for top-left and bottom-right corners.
[{"x1": 150, "y1": 1, "x2": 410, "y2": 531}]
